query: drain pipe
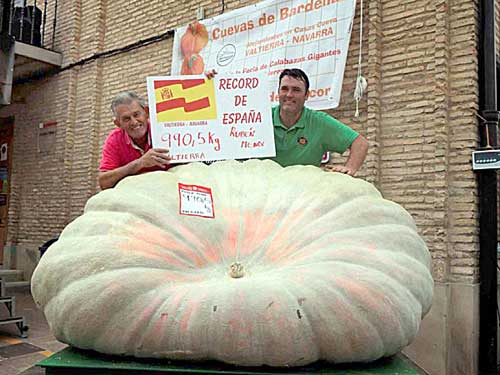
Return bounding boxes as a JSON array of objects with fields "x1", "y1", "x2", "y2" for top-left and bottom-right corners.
[{"x1": 478, "y1": 0, "x2": 498, "y2": 374}]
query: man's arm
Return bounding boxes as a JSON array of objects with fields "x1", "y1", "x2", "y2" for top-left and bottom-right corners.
[
  {"x1": 330, "y1": 135, "x2": 368, "y2": 176},
  {"x1": 98, "y1": 159, "x2": 142, "y2": 190},
  {"x1": 98, "y1": 148, "x2": 171, "y2": 190}
]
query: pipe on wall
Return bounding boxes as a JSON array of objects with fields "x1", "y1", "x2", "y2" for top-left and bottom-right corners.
[{"x1": 478, "y1": 0, "x2": 498, "y2": 374}]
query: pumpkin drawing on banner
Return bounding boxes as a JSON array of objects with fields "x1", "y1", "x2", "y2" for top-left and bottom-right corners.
[
  {"x1": 180, "y1": 21, "x2": 209, "y2": 57},
  {"x1": 179, "y1": 21, "x2": 208, "y2": 75},
  {"x1": 181, "y1": 54, "x2": 205, "y2": 75},
  {"x1": 31, "y1": 160, "x2": 434, "y2": 367}
]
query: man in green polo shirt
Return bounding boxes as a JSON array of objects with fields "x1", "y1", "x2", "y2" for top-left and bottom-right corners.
[{"x1": 269, "y1": 68, "x2": 368, "y2": 176}]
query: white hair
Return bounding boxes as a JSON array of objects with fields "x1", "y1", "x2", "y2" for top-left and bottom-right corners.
[{"x1": 110, "y1": 91, "x2": 147, "y2": 116}]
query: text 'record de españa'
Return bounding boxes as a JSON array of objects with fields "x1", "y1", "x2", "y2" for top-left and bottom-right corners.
[{"x1": 146, "y1": 72, "x2": 275, "y2": 163}]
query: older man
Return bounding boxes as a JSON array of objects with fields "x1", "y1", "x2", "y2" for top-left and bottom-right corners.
[
  {"x1": 98, "y1": 91, "x2": 171, "y2": 190},
  {"x1": 270, "y1": 68, "x2": 368, "y2": 175}
]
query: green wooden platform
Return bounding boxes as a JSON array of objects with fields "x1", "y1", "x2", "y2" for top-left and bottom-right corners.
[{"x1": 37, "y1": 347, "x2": 422, "y2": 375}]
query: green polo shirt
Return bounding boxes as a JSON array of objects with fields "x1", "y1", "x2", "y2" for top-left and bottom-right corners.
[{"x1": 268, "y1": 106, "x2": 359, "y2": 167}]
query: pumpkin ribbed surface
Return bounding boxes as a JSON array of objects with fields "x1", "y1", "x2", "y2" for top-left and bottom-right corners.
[{"x1": 31, "y1": 160, "x2": 433, "y2": 367}]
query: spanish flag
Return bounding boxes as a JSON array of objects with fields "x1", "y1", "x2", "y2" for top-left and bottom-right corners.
[{"x1": 154, "y1": 78, "x2": 217, "y2": 122}]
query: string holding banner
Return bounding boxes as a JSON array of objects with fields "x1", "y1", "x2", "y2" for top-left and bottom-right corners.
[{"x1": 354, "y1": 0, "x2": 367, "y2": 118}]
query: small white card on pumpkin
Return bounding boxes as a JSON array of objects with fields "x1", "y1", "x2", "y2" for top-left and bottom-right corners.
[{"x1": 178, "y1": 183, "x2": 215, "y2": 218}]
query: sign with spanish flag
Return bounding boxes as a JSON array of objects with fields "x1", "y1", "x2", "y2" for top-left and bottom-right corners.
[
  {"x1": 153, "y1": 78, "x2": 217, "y2": 122},
  {"x1": 146, "y1": 72, "x2": 275, "y2": 163}
]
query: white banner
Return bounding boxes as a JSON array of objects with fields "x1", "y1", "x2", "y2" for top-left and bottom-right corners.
[
  {"x1": 172, "y1": 0, "x2": 356, "y2": 110},
  {"x1": 146, "y1": 73, "x2": 275, "y2": 163}
]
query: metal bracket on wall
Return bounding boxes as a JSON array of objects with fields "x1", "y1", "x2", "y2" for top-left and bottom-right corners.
[{"x1": 197, "y1": 6, "x2": 205, "y2": 20}]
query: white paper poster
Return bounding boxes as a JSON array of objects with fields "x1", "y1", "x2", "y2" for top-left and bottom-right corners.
[
  {"x1": 172, "y1": 0, "x2": 357, "y2": 109},
  {"x1": 146, "y1": 72, "x2": 275, "y2": 163}
]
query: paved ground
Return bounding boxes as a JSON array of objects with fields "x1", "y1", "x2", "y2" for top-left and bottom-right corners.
[{"x1": 0, "y1": 286, "x2": 66, "y2": 375}]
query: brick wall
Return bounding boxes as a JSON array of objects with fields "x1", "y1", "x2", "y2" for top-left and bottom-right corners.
[
  {"x1": 0, "y1": 0, "x2": 484, "y2": 285},
  {"x1": 445, "y1": 0, "x2": 480, "y2": 283}
]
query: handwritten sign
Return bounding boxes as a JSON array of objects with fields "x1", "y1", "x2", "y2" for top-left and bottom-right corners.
[
  {"x1": 178, "y1": 183, "x2": 215, "y2": 218},
  {"x1": 171, "y1": 0, "x2": 356, "y2": 110},
  {"x1": 146, "y1": 72, "x2": 275, "y2": 163}
]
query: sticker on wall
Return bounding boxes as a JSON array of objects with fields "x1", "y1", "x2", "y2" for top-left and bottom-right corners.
[
  {"x1": 0, "y1": 143, "x2": 7, "y2": 161},
  {"x1": 38, "y1": 121, "x2": 57, "y2": 153},
  {"x1": 178, "y1": 183, "x2": 215, "y2": 218}
]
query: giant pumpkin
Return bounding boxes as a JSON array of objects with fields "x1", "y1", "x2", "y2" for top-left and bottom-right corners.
[{"x1": 31, "y1": 160, "x2": 433, "y2": 367}]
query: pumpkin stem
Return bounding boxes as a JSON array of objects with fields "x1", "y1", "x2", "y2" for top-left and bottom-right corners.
[{"x1": 229, "y1": 262, "x2": 245, "y2": 278}]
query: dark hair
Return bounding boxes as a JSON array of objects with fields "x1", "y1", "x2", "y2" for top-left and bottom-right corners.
[{"x1": 278, "y1": 68, "x2": 310, "y2": 92}]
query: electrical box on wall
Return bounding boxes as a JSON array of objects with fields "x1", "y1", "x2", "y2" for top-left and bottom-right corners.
[{"x1": 472, "y1": 150, "x2": 500, "y2": 170}]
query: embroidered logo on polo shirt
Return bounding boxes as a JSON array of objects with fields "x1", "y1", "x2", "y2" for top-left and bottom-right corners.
[{"x1": 297, "y1": 136, "x2": 308, "y2": 146}]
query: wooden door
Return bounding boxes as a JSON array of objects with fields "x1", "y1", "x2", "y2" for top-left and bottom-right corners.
[{"x1": 0, "y1": 117, "x2": 14, "y2": 264}]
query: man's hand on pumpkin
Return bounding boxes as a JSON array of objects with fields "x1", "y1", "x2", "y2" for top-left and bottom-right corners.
[
  {"x1": 140, "y1": 148, "x2": 171, "y2": 169},
  {"x1": 330, "y1": 165, "x2": 356, "y2": 176}
]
